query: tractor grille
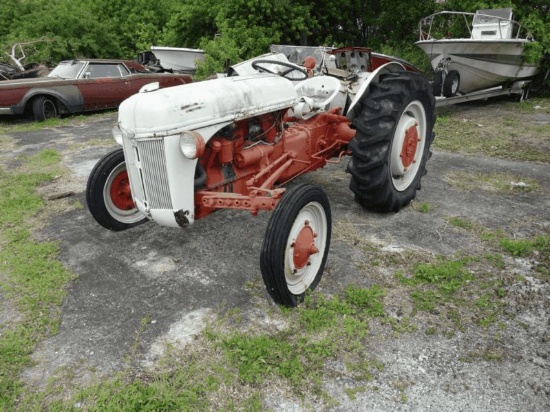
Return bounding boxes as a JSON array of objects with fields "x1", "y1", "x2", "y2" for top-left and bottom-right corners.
[{"x1": 123, "y1": 137, "x2": 172, "y2": 210}]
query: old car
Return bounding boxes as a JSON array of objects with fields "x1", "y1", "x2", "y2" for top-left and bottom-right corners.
[{"x1": 0, "y1": 59, "x2": 192, "y2": 121}]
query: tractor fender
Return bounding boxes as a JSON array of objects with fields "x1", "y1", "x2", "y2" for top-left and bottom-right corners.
[{"x1": 346, "y1": 62, "x2": 405, "y2": 121}]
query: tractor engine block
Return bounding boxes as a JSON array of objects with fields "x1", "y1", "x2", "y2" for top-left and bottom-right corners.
[{"x1": 194, "y1": 107, "x2": 355, "y2": 219}]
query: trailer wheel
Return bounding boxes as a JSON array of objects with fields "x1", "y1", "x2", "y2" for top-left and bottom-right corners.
[
  {"x1": 443, "y1": 70, "x2": 460, "y2": 97},
  {"x1": 348, "y1": 71, "x2": 435, "y2": 212},
  {"x1": 32, "y1": 96, "x2": 58, "y2": 121},
  {"x1": 517, "y1": 83, "x2": 531, "y2": 102},
  {"x1": 260, "y1": 184, "x2": 331, "y2": 307},
  {"x1": 86, "y1": 148, "x2": 147, "y2": 231}
]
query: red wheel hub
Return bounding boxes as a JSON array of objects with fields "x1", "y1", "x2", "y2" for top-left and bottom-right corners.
[
  {"x1": 109, "y1": 171, "x2": 135, "y2": 210},
  {"x1": 400, "y1": 124, "x2": 419, "y2": 168},
  {"x1": 292, "y1": 221, "x2": 319, "y2": 269}
]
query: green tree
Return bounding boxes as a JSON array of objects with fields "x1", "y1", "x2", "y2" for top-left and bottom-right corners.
[
  {"x1": 0, "y1": 0, "x2": 548, "y2": 81},
  {"x1": 0, "y1": 0, "x2": 181, "y2": 64},
  {"x1": 306, "y1": 0, "x2": 380, "y2": 47},
  {"x1": 3, "y1": 0, "x2": 122, "y2": 62},
  {"x1": 189, "y1": 0, "x2": 315, "y2": 77},
  {"x1": 109, "y1": 0, "x2": 181, "y2": 55},
  {"x1": 161, "y1": 0, "x2": 221, "y2": 48}
]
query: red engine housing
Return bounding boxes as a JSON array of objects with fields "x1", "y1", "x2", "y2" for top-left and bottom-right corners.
[{"x1": 194, "y1": 107, "x2": 355, "y2": 220}]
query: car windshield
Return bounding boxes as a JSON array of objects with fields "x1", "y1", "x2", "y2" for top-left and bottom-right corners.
[{"x1": 48, "y1": 61, "x2": 85, "y2": 79}]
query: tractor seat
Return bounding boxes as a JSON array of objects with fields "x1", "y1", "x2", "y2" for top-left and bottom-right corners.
[{"x1": 292, "y1": 76, "x2": 341, "y2": 120}]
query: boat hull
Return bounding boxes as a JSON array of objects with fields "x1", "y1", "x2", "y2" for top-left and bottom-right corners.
[
  {"x1": 416, "y1": 39, "x2": 538, "y2": 93},
  {"x1": 150, "y1": 46, "x2": 205, "y2": 73}
]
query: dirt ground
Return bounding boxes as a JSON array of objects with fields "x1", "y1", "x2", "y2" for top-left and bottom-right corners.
[{"x1": 1, "y1": 97, "x2": 549, "y2": 411}]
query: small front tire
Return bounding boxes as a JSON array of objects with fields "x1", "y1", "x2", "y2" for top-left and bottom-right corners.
[
  {"x1": 86, "y1": 148, "x2": 147, "y2": 231},
  {"x1": 260, "y1": 184, "x2": 331, "y2": 307}
]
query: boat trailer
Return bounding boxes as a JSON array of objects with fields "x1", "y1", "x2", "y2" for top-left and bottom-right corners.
[{"x1": 434, "y1": 80, "x2": 535, "y2": 107}]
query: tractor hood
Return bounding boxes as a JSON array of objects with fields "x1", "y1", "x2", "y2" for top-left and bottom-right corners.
[{"x1": 118, "y1": 73, "x2": 298, "y2": 137}]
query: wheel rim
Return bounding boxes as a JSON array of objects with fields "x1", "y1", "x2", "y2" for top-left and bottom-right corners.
[
  {"x1": 104, "y1": 162, "x2": 142, "y2": 224},
  {"x1": 390, "y1": 100, "x2": 427, "y2": 191},
  {"x1": 44, "y1": 100, "x2": 57, "y2": 119},
  {"x1": 284, "y1": 201, "x2": 328, "y2": 295}
]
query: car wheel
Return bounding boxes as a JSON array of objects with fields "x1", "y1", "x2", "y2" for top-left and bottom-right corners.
[{"x1": 32, "y1": 96, "x2": 58, "y2": 121}]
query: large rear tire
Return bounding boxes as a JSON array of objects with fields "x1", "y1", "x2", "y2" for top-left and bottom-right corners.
[
  {"x1": 260, "y1": 184, "x2": 331, "y2": 307},
  {"x1": 86, "y1": 148, "x2": 147, "y2": 231},
  {"x1": 348, "y1": 71, "x2": 435, "y2": 212}
]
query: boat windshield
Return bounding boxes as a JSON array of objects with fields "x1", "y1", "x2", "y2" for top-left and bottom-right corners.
[
  {"x1": 417, "y1": 9, "x2": 530, "y2": 42},
  {"x1": 473, "y1": 14, "x2": 500, "y2": 25},
  {"x1": 48, "y1": 61, "x2": 86, "y2": 79}
]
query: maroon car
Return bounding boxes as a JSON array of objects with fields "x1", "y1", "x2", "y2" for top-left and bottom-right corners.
[{"x1": 0, "y1": 59, "x2": 192, "y2": 121}]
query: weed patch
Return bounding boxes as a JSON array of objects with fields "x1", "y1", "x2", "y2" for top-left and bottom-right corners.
[
  {"x1": 395, "y1": 255, "x2": 517, "y2": 332},
  {"x1": 0, "y1": 150, "x2": 74, "y2": 410},
  {"x1": 30, "y1": 283, "x2": 390, "y2": 409},
  {"x1": 444, "y1": 171, "x2": 541, "y2": 194},
  {"x1": 215, "y1": 284, "x2": 388, "y2": 393},
  {"x1": 443, "y1": 216, "x2": 549, "y2": 269},
  {"x1": 434, "y1": 100, "x2": 550, "y2": 163},
  {"x1": 397, "y1": 257, "x2": 474, "y2": 297},
  {"x1": 499, "y1": 235, "x2": 548, "y2": 257}
]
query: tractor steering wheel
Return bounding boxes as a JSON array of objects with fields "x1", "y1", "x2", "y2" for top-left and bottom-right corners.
[{"x1": 251, "y1": 59, "x2": 308, "y2": 81}]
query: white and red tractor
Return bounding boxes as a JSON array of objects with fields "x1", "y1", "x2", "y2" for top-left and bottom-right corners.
[{"x1": 86, "y1": 47, "x2": 436, "y2": 307}]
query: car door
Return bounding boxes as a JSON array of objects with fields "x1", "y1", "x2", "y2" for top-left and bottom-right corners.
[{"x1": 76, "y1": 63, "x2": 131, "y2": 110}]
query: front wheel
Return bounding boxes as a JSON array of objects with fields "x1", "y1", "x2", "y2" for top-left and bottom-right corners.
[
  {"x1": 260, "y1": 184, "x2": 331, "y2": 307},
  {"x1": 86, "y1": 148, "x2": 148, "y2": 231},
  {"x1": 348, "y1": 70, "x2": 436, "y2": 212}
]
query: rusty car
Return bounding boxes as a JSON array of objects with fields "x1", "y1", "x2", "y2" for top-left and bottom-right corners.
[{"x1": 0, "y1": 58, "x2": 192, "y2": 121}]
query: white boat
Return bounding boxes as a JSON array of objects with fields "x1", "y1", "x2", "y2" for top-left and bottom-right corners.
[
  {"x1": 415, "y1": 9, "x2": 540, "y2": 97},
  {"x1": 150, "y1": 46, "x2": 205, "y2": 73}
]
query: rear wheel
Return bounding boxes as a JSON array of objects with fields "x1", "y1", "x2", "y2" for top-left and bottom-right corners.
[
  {"x1": 348, "y1": 71, "x2": 435, "y2": 212},
  {"x1": 32, "y1": 96, "x2": 58, "y2": 121},
  {"x1": 443, "y1": 70, "x2": 460, "y2": 97},
  {"x1": 260, "y1": 184, "x2": 331, "y2": 307},
  {"x1": 86, "y1": 148, "x2": 147, "y2": 231}
]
